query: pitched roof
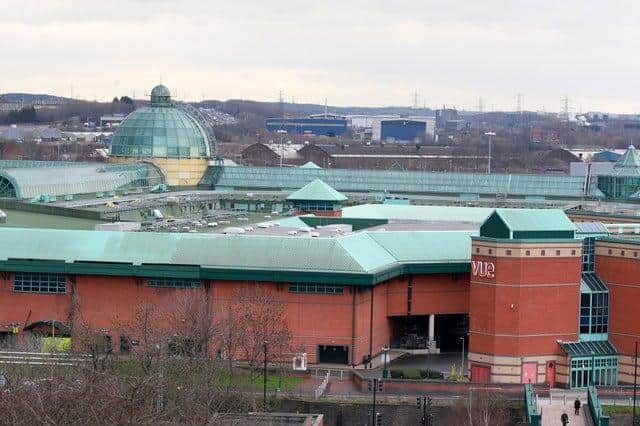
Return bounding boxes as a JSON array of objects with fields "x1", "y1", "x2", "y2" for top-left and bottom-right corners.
[
  {"x1": 0, "y1": 227, "x2": 476, "y2": 284},
  {"x1": 493, "y1": 208, "x2": 576, "y2": 232},
  {"x1": 612, "y1": 145, "x2": 640, "y2": 176},
  {"x1": 286, "y1": 179, "x2": 347, "y2": 202},
  {"x1": 300, "y1": 161, "x2": 322, "y2": 169}
]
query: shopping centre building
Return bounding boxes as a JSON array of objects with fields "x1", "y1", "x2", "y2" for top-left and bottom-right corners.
[
  {"x1": 0, "y1": 196, "x2": 639, "y2": 390},
  {"x1": 1, "y1": 83, "x2": 640, "y2": 390}
]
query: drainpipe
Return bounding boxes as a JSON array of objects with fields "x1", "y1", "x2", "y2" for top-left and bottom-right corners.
[
  {"x1": 351, "y1": 286, "x2": 356, "y2": 367},
  {"x1": 369, "y1": 285, "x2": 374, "y2": 368}
]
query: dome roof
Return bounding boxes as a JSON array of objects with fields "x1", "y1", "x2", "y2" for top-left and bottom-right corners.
[
  {"x1": 151, "y1": 84, "x2": 170, "y2": 97},
  {"x1": 109, "y1": 106, "x2": 209, "y2": 159},
  {"x1": 150, "y1": 84, "x2": 172, "y2": 107}
]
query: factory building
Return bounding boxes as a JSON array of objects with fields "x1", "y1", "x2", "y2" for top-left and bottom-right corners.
[
  {"x1": 0, "y1": 194, "x2": 639, "y2": 389},
  {"x1": 265, "y1": 117, "x2": 348, "y2": 137},
  {"x1": 380, "y1": 119, "x2": 427, "y2": 143}
]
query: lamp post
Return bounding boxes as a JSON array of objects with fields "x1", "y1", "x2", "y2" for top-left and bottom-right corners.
[
  {"x1": 484, "y1": 132, "x2": 495, "y2": 174},
  {"x1": 263, "y1": 341, "x2": 268, "y2": 408},
  {"x1": 459, "y1": 336, "x2": 465, "y2": 376},
  {"x1": 382, "y1": 345, "x2": 390, "y2": 379}
]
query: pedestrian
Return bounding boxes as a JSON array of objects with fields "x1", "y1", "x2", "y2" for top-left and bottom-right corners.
[
  {"x1": 574, "y1": 398, "x2": 581, "y2": 415},
  {"x1": 561, "y1": 412, "x2": 569, "y2": 425}
]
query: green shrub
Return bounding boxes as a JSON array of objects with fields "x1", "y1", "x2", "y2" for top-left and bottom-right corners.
[
  {"x1": 419, "y1": 369, "x2": 444, "y2": 379},
  {"x1": 389, "y1": 369, "x2": 403, "y2": 379}
]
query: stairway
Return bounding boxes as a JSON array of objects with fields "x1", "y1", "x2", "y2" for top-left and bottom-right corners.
[{"x1": 539, "y1": 391, "x2": 593, "y2": 426}]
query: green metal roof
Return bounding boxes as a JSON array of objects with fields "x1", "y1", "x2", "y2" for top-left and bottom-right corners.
[
  {"x1": 560, "y1": 340, "x2": 617, "y2": 357},
  {"x1": 342, "y1": 204, "x2": 493, "y2": 223},
  {"x1": 300, "y1": 161, "x2": 322, "y2": 169},
  {"x1": 0, "y1": 161, "x2": 165, "y2": 199},
  {"x1": 480, "y1": 208, "x2": 576, "y2": 239},
  {"x1": 368, "y1": 231, "x2": 473, "y2": 263},
  {"x1": 492, "y1": 209, "x2": 576, "y2": 232},
  {"x1": 110, "y1": 94, "x2": 209, "y2": 159},
  {"x1": 286, "y1": 179, "x2": 347, "y2": 202},
  {"x1": 0, "y1": 227, "x2": 475, "y2": 284},
  {"x1": 205, "y1": 165, "x2": 603, "y2": 198},
  {"x1": 611, "y1": 145, "x2": 640, "y2": 176}
]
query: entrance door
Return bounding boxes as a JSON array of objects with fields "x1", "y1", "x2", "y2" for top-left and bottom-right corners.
[
  {"x1": 521, "y1": 362, "x2": 537, "y2": 384},
  {"x1": 471, "y1": 364, "x2": 491, "y2": 383},
  {"x1": 546, "y1": 362, "x2": 556, "y2": 388},
  {"x1": 318, "y1": 345, "x2": 349, "y2": 364}
]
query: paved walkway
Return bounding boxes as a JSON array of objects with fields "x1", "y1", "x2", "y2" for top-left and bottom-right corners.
[{"x1": 539, "y1": 392, "x2": 593, "y2": 426}]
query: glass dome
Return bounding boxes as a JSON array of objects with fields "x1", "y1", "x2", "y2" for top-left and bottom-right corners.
[{"x1": 109, "y1": 86, "x2": 208, "y2": 159}]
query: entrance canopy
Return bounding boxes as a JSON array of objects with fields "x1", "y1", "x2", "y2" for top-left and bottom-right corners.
[{"x1": 560, "y1": 340, "x2": 618, "y2": 357}]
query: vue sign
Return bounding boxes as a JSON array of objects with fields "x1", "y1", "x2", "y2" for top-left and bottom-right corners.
[{"x1": 471, "y1": 261, "x2": 495, "y2": 279}]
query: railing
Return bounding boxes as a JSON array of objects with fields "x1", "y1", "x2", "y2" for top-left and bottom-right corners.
[
  {"x1": 0, "y1": 351, "x2": 91, "y2": 366},
  {"x1": 524, "y1": 384, "x2": 541, "y2": 426},
  {"x1": 588, "y1": 385, "x2": 610, "y2": 426},
  {"x1": 314, "y1": 371, "x2": 330, "y2": 400}
]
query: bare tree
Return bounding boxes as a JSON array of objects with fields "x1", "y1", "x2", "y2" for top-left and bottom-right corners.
[{"x1": 217, "y1": 285, "x2": 291, "y2": 380}]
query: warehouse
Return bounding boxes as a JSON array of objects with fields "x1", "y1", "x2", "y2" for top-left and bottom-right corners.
[
  {"x1": 380, "y1": 119, "x2": 427, "y2": 143},
  {"x1": 0, "y1": 187, "x2": 638, "y2": 389}
]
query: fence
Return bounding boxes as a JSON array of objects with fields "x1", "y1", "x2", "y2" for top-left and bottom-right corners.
[
  {"x1": 524, "y1": 383, "x2": 541, "y2": 426},
  {"x1": 314, "y1": 371, "x2": 330, "y2": 400},
  {"x1": 0, "y1": 351, "x2": 91, "y2": 366},
  {"x1": 588, "y1": 385, "x2": 610, "y2": 426}
]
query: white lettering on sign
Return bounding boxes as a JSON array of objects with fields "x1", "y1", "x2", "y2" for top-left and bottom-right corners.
[{"x1": 471, "y1": 261, "x2": 495, "y2": 279}]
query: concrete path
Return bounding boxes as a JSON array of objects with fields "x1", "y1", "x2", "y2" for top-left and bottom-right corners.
[{"x1": 539, "y1": 392, "x2": 593, "y2": 426}]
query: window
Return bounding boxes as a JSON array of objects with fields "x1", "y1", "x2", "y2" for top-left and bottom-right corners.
[
  {"x1": 621, "y1": 250, "x2": 625, "y2": 256},
  {"x1": 147, "y1": 277, "x2": 201, "y2": 289},
  {"x1": 289, "y1": 283, "x2": 344, "y2": 294},
  {"x1": 556, "y1": 250, "x2": 561, "y2": 256},
  {"x1": 476, "y1": 248, "x2": 480, "y2": 254},
  {"x1": 488, "y1": 249, "x2": 492, "y2": 255},
  {"x1": 506, "y1": 250, "x2": 512, "y2": 256},
  {"x1": 525, "y1": 250, "x2": 531, "y2": 256},
  {"x1": 579, "y1": 288, "x2": 609, "y2": 335},
  {"x1": 572, "y1": 250, "x2": 576, "y2": 256},
  {"x1": 14, "y1": 272, "x2": 66, "y2": 294},
  {"x1": 541, "y1": 250, "x2": 546, "y2": 256},
  {"x1": 582, "y1": 237, "x2": 596, "y2": 272}
]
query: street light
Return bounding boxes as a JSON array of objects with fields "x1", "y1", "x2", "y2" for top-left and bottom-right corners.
[
  {"x1": 382, "y1": 346, "x2": 390, "y2": 379},
  {"x1": 484, "y1": 132, "x2": 496, "y2": 174}
]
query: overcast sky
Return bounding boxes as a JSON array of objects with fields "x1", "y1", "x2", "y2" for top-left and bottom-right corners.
[{"x1": 1, "y1": 0, "x2": 639, "y2": 112}]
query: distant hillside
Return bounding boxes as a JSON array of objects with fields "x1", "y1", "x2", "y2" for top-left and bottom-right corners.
[
  {"x1": 0, "y1": 93, "x2": 71, "y2": 103},
  {"x1": 198, "y1": 99, "x2": 434, "y2": 118}
]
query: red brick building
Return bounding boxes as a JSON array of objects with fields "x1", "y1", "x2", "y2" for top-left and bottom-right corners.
[{"x1": 0, "y1": 207, "x2": 634, "y2": 389}]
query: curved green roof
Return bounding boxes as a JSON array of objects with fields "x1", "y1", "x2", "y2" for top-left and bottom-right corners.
[
  {"x1": 110, "y1": 85, "x2": 209, "y2": 159},
  {"x1": 110, "y1": 106, "x2": 208, "y2": 159},
  {"x1": 0, "y1": 160, "x2": 164, "y2": 199}
]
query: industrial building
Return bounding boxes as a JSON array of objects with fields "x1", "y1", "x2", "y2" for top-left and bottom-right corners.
[
  {"x1": 380, "y1": 119, "x2": 427, "y2": 143},
  {"x1": 264, "y1": 117, "x2": 348, "y2": 137}
]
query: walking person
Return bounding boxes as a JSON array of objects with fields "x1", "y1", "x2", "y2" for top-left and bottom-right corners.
[
  {"x1": 561, "y1": 412, "x2": 569, "y2": 425},
  {"x1": 574, "y1": 398, "x2": 581, "y2": 416}
]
